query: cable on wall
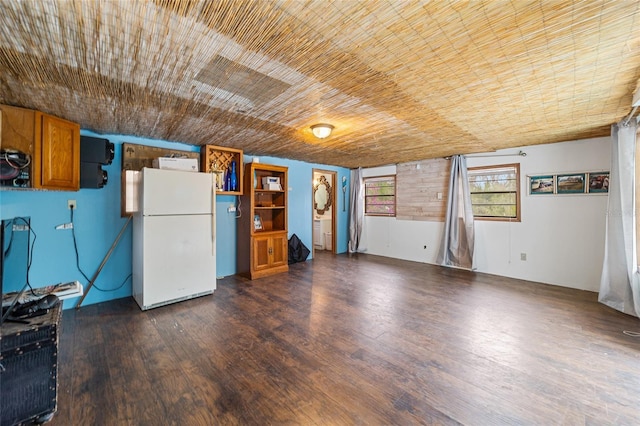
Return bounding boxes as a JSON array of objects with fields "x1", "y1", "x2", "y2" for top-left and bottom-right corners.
[
  {"x1": 0, "y1": 218, "x2": 38, "y2": 324},
  {"x1": 70, "y1": 207, "x2": 91, "y2": 283},
  {"x1": 235, "y1": 195, "x2": 242, "y2": 219},
  {"x1": 75, "y1": 215, "x2": 133, "y2": 308}
]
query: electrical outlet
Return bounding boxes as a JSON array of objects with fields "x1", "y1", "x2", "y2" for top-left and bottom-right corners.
[
  {"x1": 68, "y1": 199, "x2": 77, "y2": 210},
  {"x1": 228, "y1": 205, "x2": 236, "y2": 213},
  {"x1": 520, "y1": 253, "x2": 527, "y2": 261}
]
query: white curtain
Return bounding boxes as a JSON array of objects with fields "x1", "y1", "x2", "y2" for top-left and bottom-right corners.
[
  {"x1": 348, "y1": 167, "x2": 365, "y2": 253},
  {"x1": 437, "y1": 155, "x2": 475, "y2": 269},
  {"x1": 598, "y1": 120, "x2": 640, "y2": 317}
]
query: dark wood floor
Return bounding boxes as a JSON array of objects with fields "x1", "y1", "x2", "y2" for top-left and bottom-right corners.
[{"x1": 50, "y1": 252, "x2": 640, "y2": 425}]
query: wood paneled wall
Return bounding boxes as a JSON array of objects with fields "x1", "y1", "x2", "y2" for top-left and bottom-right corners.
[{"x1": 396, "y1": 159, "x2": 449, "y2": 221}]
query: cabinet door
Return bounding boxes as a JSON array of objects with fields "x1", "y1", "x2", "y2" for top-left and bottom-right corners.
[
  {"x1": 0, "y1": 105, "x2": 35, "y2": 154},
  {"x1": 270, "y1": 233, "x2": 288, "y2": 268},
  {"x1": 252, "y1": 235, "x2": 271, "y2": 272},
  {"x1": 39, "y1": 114, "x2": 80, "y2": 190}
]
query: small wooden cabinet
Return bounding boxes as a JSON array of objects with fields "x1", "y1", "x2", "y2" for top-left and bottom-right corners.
[
  {"x1": 252, "y1": 233, "x2": 288, "y2": 273},
  {"x1": 1, "y1": 104, "x2": 80, "y2": 191},
  {"x1": 238, "y1": 163, "x2": 288, "y2": 279},
  {"x1": 200, "y1": 144, "x2": 243, "y2": 195}
]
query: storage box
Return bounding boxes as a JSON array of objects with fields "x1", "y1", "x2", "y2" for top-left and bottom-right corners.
[
  {"x1": 152, "y1": 157, "x2": 199, "y2": 172},
  {"x1": 261, "y1": 176, "x2": 282, "y2": 190}
]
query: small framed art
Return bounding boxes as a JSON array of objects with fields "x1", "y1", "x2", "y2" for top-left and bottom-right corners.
[
  {"x1": 588, "y1": 172, "x2": 609, "y2": 193},
  {"x1": 557, "y1": 173, "x2": 585, "y2": 194},
  {"x1": 530, "y1": 175, "x2": 554, "y2": 194},
  {"x1": 253, "y1": 214, "x2": 263, "y2": 231}
]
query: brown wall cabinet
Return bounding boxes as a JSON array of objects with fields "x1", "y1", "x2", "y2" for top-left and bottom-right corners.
[
  {"x1": 238, "y1": 162, "x2": 288, "y2": 279},
  {"x1": 1, "y1": 105, "x2": 80, "y2": 191},
  {"x1": 200, "y1": 144, "x2": 244, "y2": 195}
]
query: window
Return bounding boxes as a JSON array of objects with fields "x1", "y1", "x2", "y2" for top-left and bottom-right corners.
[
  {"x1": 365, "y1": 175, "x2": 396, "y2": 216},
  {"x1": 467, "y1": 163, "x2": 520, "y2": 221}
]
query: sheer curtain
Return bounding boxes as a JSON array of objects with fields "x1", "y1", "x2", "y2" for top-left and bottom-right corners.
[
  {"x1": 437, "y1": 155, "x2": 475, "y2": 269},
  {"x1": 349, "y1": 167, "x2": 365, "y2": 253},
  {"x1": 598, "y1": 120, "x2": 640, "y2": 317}
]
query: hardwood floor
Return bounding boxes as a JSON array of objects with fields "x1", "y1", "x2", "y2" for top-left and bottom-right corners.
[{"x1": 50, "y1": 252, "x2": 640, "y2": 425}]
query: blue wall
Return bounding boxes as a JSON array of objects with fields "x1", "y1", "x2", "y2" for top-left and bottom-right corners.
[{"x1": 1, "y1": 131, "x2": 350, "y2": 308}]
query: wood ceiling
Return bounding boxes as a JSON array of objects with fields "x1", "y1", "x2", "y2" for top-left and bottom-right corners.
[{"x1": 1, "y1": 0, "x2": 639, "y2": 168}]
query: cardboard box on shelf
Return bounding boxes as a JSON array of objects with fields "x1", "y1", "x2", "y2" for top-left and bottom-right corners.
[{"x1": 152, "y1": 157, "x2": 199, "y2": 172}]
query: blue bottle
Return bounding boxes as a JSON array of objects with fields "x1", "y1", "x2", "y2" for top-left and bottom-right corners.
[
  {"x1": 230, "y1": 161, "x2": 238, "y2": 192},
  {"x1": 225, "y1": 168, "x2": 231, "y2": 192}
]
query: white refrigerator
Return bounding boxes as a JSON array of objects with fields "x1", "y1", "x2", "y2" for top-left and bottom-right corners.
[{"x1": 132, "y1": 168, "x2": 216, "y2": 310}]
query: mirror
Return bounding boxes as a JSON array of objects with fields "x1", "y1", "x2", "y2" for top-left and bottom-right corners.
[{"x1": 314, "y1": 175, "x2": 332, "y2": 215}]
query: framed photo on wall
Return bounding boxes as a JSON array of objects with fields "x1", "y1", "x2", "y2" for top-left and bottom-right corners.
[
  {"x1": 588, "y1": 172, "x2": 610, "y2": 193},
  {"x1": 557, "y1": 173, "x2": 586, "y2": 194},
  {"x1": 530, "y1": 175, "x2": 555, "y2": 194}
]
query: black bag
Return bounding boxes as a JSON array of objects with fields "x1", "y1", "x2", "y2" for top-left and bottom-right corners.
[{"x1": 288, "y1": 233, "x2": 310, "y2": 264}]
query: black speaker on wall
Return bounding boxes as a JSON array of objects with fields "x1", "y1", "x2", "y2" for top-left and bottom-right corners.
[
  {"x1": 80, "y1": 136, "x2": 112, "y2": 189},
  {"x1": 80, "y1": 136, "x2": 114, "y2": 165},
  {"x1": 80, "y1": 162, "x2": 108, "y2": 189}
]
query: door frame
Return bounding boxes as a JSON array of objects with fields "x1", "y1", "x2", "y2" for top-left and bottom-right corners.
[{"x1": 312, "y1": 169, "x2": 337, "y2": 255}]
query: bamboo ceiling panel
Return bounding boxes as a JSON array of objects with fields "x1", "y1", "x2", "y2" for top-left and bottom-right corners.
[{"x1": 1, "y1": 0, "x2": 639, "y2": 168}]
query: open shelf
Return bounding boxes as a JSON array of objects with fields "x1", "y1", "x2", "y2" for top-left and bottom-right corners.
[{"x1": 200, "y1": 144, "x2": 244, "y2": 195}]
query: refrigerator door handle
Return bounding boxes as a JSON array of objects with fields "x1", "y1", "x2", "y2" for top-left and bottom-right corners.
[{"x1": 211, "y1": 175, "x2": 216, "y2": 255}]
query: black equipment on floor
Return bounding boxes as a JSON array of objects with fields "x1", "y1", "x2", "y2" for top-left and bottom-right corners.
[{"x1": 0, "y1": 300, "x2": 62, "y2": 425}]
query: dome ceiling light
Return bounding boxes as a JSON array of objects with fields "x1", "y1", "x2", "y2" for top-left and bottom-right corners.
[{"x1": 310, "y1": 123, "x2": 334, "y2": 139}]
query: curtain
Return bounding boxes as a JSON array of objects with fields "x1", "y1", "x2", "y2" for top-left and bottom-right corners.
[
  {"x1": 437, "y1": 155, "x2": 475, "y2": 269},
  {"x1": 348, "y1": 167, "x2": 365, "y2": 253},
  {"x1": 598, "y1": 120, "x2": 640, "y2": 317}
]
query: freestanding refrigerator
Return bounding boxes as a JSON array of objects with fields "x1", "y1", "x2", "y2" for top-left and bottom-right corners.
[{"x1": 132, "y1": 167, "x2": 216, "y2": 310}]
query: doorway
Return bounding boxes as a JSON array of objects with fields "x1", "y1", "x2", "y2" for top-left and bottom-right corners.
[{"x1": 312, "y1": 169, "x2": 336, "y2": 256}]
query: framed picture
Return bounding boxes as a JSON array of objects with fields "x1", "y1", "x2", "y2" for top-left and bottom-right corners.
[
  {"x1": 530, "y1": 175, "x2": 554, "y2": 194},
  {"x1": 588, "y1": 172, "x2": 610, "y2": 193},
  {"x1": 557, "y1": 173, "x2": 585, "y2": 194},
  {"x1": 253, "y1": 214, "x2": 263, "y2": 231}
]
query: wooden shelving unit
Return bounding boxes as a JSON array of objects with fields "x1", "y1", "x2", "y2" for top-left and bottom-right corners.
[
  {"x1": 238, "y1": 162, "x2": 288, "y2": 280},
  {"x1": 200, "y1": 144, "x2": 243, "y2": 195}
]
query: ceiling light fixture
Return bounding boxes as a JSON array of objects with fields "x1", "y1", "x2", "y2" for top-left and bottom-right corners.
[{"x1": 311, "y1": 123, "x2": 334, "y2": 139}]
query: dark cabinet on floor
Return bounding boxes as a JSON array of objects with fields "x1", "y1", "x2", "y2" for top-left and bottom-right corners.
[{"x1": 1, "y1": 302, "x2": 62, "y2": 425}]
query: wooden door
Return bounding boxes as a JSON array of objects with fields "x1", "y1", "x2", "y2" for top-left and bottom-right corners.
[{"x1": 39, "y1": 113, "x2": 79, "y2": 190}]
